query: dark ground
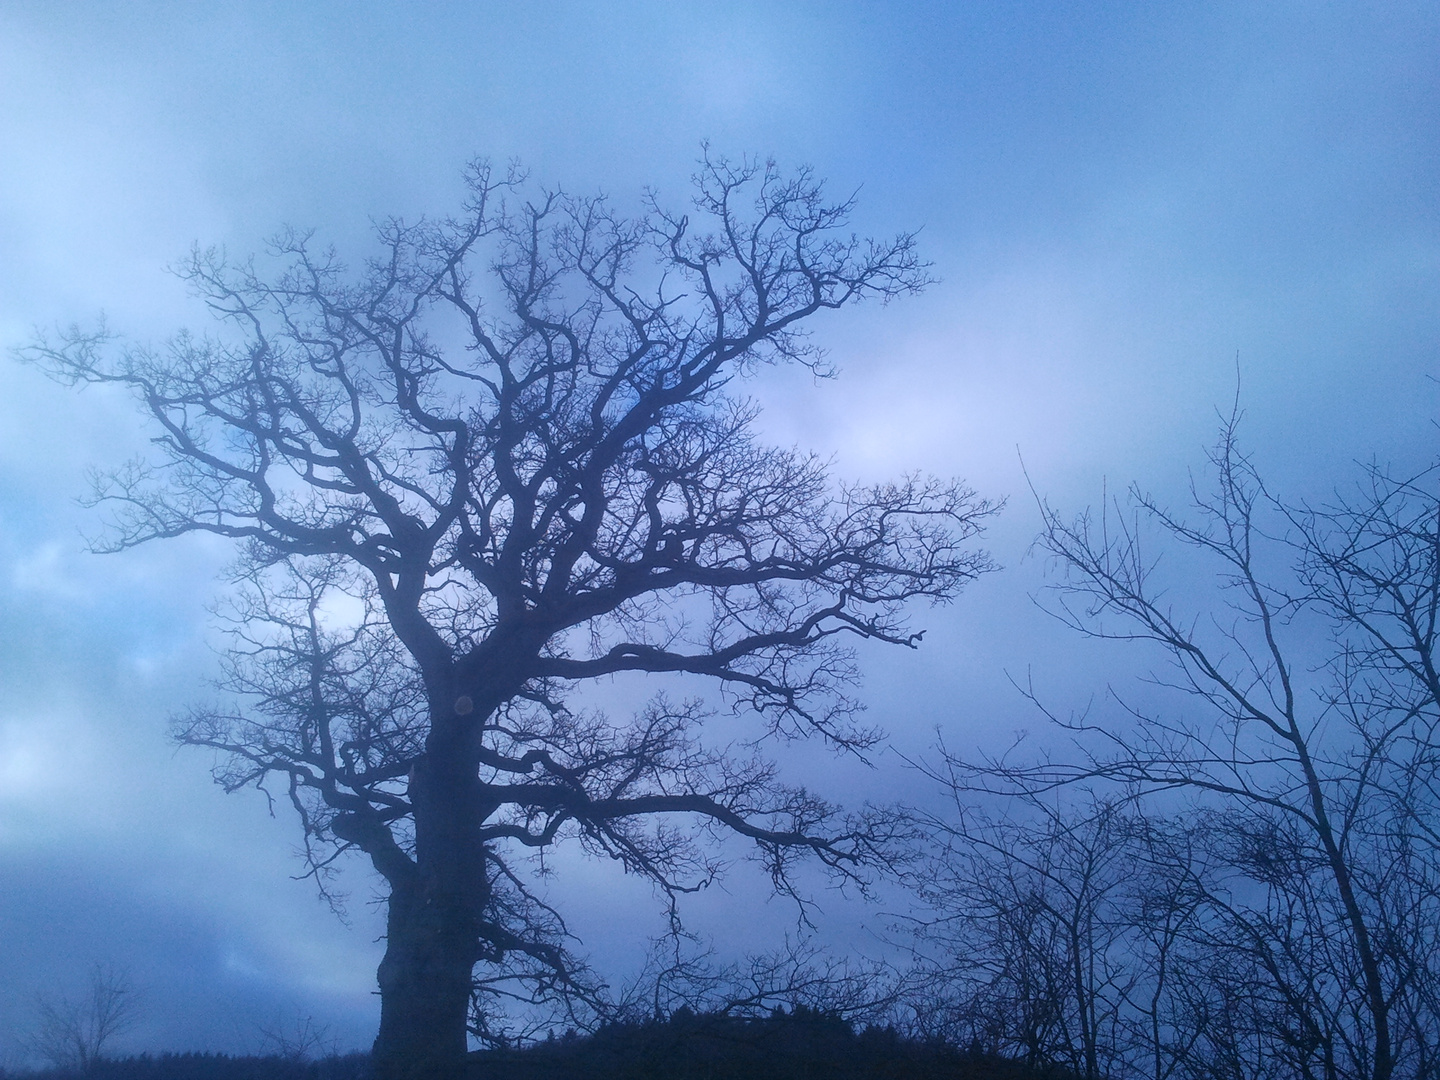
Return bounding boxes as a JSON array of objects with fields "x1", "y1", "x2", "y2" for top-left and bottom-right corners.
[{"x1": 11, "y1": 1009, "x2": 1059, "y2": 1080}]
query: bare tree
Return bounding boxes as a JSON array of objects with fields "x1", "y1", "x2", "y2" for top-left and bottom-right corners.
[
  {"x1": 255, "y1": 1012, "x2": 335, "y2": 1062},
  {"x1": 929, "y1": 415, "x2": 1440, "y2": 1080},
  {"x1": 907, "y1": 789, "x2": 1146, "y2": 1079},
  {"x1": 25, "y1": 964, "x2": 140, "y2": 1073},
  {"x1": 19, "y1": 153, "x2": 995, "y2": 1078}
]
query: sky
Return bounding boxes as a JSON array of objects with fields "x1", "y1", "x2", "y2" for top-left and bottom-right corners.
[{"x1": 0, "y1": 0, "x2": 1437, "y2": 1058}]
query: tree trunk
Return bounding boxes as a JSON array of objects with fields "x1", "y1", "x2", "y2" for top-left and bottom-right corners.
[
  {"x1": 370, "y1": 752, "x2": 489, "y2": 1080},
  {"x1": 372, "y1": 882, "x2": 480, "y2": 1079}
]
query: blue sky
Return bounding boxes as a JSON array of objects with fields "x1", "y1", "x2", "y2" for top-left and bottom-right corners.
[{"x1": 1, "y1": 1, "x2": 1436, "y2": 1056}]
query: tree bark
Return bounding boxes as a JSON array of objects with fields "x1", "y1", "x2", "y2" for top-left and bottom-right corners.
[
  {"x1": 372, "y1": 887, "x2": 478, "y2": 1078},
  {"x1": 370, "y1": 755, "x2": 488, "y2": 1080}
]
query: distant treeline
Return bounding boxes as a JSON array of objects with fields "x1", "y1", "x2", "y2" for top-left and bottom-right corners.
[
  {"x1": 7, "y1": 1008, "x2": 1058, "y2": 1080},
  {"x1": 7, "y1": 1053, "x2": 369, "y2": 1080},
  {"x1": 464, "y1": 1006, "x2": 1055, "y2": 1080}
]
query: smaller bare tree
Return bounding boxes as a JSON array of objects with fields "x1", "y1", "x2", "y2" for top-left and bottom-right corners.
[
  {"x1": 255, "y1": 1011, "x2": 335, "y2": 1061},
  {"x1": 924, "y1": 412, "x2": 1440, "y2": 1080},
  {"x1": 908, "y1": 789, "x2": 1142, "y2": 1079},
  {"x1": 25, "y1": 964, "x2": 141, "y2": 1073}
]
